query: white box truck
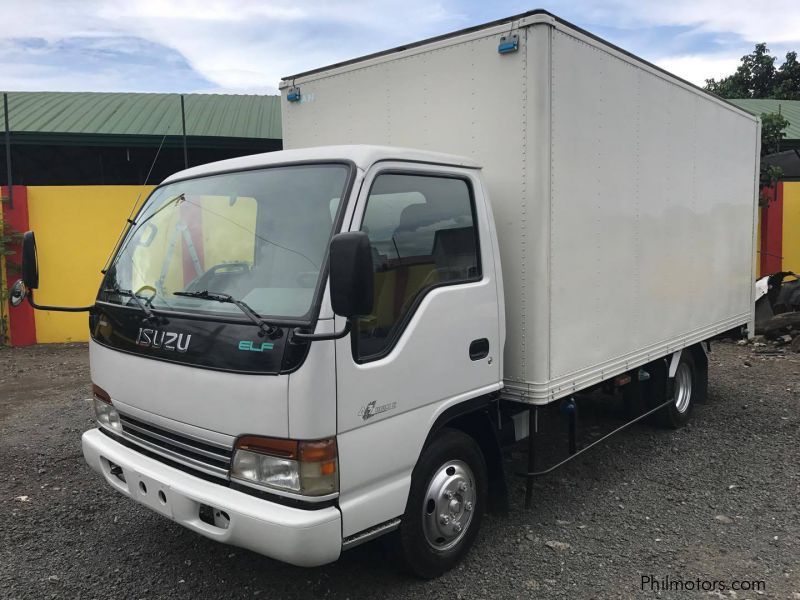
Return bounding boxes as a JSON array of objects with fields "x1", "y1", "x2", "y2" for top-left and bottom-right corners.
[{"x1": 11, "y1": 10, "x2": 759, "y2": 578}]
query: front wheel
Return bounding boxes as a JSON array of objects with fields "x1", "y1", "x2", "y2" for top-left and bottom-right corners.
[{"x1": 398, "y1": 428, "x2": 487, "y2": 578}]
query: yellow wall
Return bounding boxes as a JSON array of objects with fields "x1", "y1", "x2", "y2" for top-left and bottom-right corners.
[
  {"x1": 18, "y1": 181, "x2": 800, "y2": 344},
  {"x1": 783, "y1": 181, "x2": 800, "y2": 274},
  {"x1": 199, "y1": 195, "x2": 257, "y2": 268},
  {"x1": 27, "y1": 186, "x2": 153, "y2": 343}
]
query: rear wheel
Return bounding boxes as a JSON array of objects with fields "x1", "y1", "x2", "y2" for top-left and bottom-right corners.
[
  {"x1": 398, "y1": 428, "x2": 487, "y2": 579},
  {"x1": 653, "y1": 352, "x2": 696, "y2": 428}
]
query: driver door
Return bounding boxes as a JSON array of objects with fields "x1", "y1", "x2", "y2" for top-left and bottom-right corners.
[{"x1": 334, "y1": 162, "x2": 502, "y2": 537}]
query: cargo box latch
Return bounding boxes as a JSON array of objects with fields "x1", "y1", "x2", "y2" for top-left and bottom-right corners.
[{"x1": 498, "y1": 34, "x2": 519, "y2": 54}]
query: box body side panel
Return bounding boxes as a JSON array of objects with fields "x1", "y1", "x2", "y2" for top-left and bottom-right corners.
[{"x1": 546, "y1": 29, "x2": 757, "y2": 384}]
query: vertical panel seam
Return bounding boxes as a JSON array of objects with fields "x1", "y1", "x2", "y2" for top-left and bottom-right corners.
[
  {"x1": 547, "y1": 27, "x2": 556, "y2": 396},
  {"x1": 520, "y1": 23, "x2": 528, "y2": 384}
]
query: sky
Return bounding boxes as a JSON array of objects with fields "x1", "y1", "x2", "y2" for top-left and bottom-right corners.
[{"x1": 0, "y1": 0, "x2": 799, "y2": 94}]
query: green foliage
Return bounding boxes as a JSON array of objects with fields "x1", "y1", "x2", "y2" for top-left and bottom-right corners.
[
  {"x1": 761, "y1": 111, "x2": 790, "y2": 155},
  {"x1": 0, "y1": 200, "x2": 22, "y2": 345},
  {"x1": 704, "y1": 44, "x2": 796, "y2": 206},
  {"x1": 0, "y1": 218, "x2": 23, "y2": 274},
  {"x1": 705, "y1": 43, "x2": 800, "y2": 100},
  {"x1": 774, "y1": 51, "x2": 800, "y2": 100},
  {"x1": 1, "y1": 225, "x2": 23, "y2": 258},
  {"x1": 758, "y1": 111, "x2": 790, "y2": 205}
]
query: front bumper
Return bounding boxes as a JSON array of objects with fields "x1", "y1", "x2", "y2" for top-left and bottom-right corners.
[{"x1": 81, "y1": 428, "x2": 342, "y2": 567}]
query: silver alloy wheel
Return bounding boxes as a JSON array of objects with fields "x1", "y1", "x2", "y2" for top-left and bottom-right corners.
[
  {"x1": 422, "y1": 460, "x2": 476, "y2": 551},
  {"x1": 673, "y1": 361, "x2": 693, "y2": 413}
]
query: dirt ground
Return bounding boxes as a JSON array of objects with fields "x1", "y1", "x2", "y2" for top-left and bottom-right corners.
[{"x1": 0, "y1": 341, "x2": 798, "y2": 599}]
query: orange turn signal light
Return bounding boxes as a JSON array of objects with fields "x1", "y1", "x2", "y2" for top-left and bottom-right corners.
[
  {"x1": 92, "y1": 383, "x2": 111, "y2": 404},
  {"x1": 299, "y1": 438, "x2": 337, "y2": 463},
  {"x1": 235, "y1": 436, "x2": 298, "y2": 459},
  {"x1": 234, "y1": 436, "x2": 337, "y2": 463}
]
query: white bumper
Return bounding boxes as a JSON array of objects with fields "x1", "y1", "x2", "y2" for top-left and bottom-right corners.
[{"x1": 81, "y1": 428, "x2": 342, "y2": 567}]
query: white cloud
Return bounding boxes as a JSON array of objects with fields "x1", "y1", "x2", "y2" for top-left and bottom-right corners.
[
  {"x1": 1, "y1": 1, "x2": 799, "y2": 93},
  {"x1": 0, "y1": 0, "x2": 463, "y2": 92},
  {"x1": 589, "y1": 0, "x2": 800, "y2": 45},
  {"x1": 561, "y1": 0, "x2": 800, "y2": 86},
  {"x1": 655, "y1": 55, "x2": 741, "y2": 86},
  {"x1": 109, "y1": 1, "x2": 463, "y2": 90}
]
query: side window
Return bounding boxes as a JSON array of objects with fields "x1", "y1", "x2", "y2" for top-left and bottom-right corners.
[{"x1": 355, "y1": 173, "x2": 480, "y2": 360}]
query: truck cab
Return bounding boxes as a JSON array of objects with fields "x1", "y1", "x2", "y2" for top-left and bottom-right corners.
[{"x1": 80, "y1": 145, "x2": 505, "y2": 576}]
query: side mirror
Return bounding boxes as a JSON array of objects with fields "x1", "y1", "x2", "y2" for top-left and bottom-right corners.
[
  {"x1": 329, "y1": 232, "x2": 374, "y2": 318},
  {"x1": 9, "y1": 279, "x2": 28, "y2": 307},
  {"x1": 10, "y1": 230, "x2": 94, "y2": 313},
  {"x1": 21, "y1": 231, "x2": 39, "y2": 290}
]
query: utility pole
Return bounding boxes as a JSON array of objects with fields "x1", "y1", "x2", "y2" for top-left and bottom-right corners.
[{"x1": 180, "y1": 94, "x2": 188, "y2": 169}]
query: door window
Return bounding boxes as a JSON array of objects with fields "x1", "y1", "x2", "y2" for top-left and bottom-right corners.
[{"x1": 355, "y1": 173, "x2": 480, "y2": 360}]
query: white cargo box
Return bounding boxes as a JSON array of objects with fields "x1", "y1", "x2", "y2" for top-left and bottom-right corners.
[{"x1": 280, "y1": 10, "x2": 760, "y2": 404}]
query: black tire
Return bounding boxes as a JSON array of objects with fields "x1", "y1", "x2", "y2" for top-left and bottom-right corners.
[
  {"x1": 651, "y1": 352, "x2": 696, "y2": 429},
  {"x1": 398, "y1": 428, "x2": 487, "y2": 579}
]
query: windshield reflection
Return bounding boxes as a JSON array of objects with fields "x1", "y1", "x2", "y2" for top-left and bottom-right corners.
[{"x1": 101, "y1": 164, "x2": 350, "y2": 320}]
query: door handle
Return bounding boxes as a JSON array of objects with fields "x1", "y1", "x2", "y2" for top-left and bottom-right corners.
[{"x1": 469, "y1": 338, "x2": 490, "y2": 361}]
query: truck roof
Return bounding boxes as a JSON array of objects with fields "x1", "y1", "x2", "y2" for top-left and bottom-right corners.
[{"x1": 161, "y1": 144, "x2": 480, "y2": 184}]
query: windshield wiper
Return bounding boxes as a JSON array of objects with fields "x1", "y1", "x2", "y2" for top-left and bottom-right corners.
[
  {"x1": 102, "y1": 287, "x2": 163, "y2": 323},
  {"x1": 173, "y1": 290, "x2": 278, "y2": 337}
]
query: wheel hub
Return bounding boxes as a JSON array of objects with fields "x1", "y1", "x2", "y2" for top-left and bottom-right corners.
[
  {"x1": 673, "y1": 361, "x2": 693, "y2": 413},
  {"x1": 422, "y1": 460, "x2": 476, "y2": 551}
]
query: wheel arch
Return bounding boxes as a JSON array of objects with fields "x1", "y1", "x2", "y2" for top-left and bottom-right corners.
[
  {"x1": 421, "y1": 394, "x2": 508, "y2": 514},
  {"x1": 687, "y1": 342, "x2": 709, "y2": 403}
]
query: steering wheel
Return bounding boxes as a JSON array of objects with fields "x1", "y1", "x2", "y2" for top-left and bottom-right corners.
[{"x1": 184, "y1": 261, "x2": 252, "y2": 293}]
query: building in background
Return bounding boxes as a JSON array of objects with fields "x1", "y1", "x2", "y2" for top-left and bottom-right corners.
[
  {"x1": 1, "y1": 92, "x2": 281, "y2": 346},
  {"x1": 729, "y1": 99, "x2": 799, "y2": 279}
]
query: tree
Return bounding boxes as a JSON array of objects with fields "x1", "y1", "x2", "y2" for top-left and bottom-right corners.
[
  {"x1": 704, "y1": 44, "x2": 797, "y2": 205},
  {"x1": 761, "y1": 111, "x2": 790, "y2": 156},
  {"x1": 774, "y1": 51, "x2": 800, "y2": 100},
  {"x1": 759, "y1": 111, "x2": 790, "y2": 205},
  {"x1": 705, "y1": 44, "x2": 800, "y2": 99}
]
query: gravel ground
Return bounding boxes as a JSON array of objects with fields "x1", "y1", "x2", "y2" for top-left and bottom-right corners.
[{"x1": 1, "y1": 341, "x2": 798, "y2": 599}]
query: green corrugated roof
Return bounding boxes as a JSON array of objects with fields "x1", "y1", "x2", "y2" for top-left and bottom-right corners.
[
  {"x1": 2, "y1": 92, "x2": 281, "y2": 139},
  {"x1": 728, "y1": 99, "x2": 800, "y2": 140}
]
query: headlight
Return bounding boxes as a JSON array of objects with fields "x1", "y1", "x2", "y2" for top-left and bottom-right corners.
[
  {"x1": 231, "y1": 436, "x2": 337, "y2": 496},
  {"x1": 92, "y1": 384, "x2": 122, "y2": 433}
]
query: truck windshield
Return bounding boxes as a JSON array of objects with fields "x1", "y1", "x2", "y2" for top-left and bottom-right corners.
[{"x1": 100, "y1": 164, "x2": 350, "y2": 321}]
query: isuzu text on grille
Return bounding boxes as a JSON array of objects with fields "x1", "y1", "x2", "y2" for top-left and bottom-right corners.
[{"x1": 135, "y1": 328, "x2": 191, "y2": 352}]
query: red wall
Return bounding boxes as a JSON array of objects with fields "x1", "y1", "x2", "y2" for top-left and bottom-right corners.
[
  {"x1": 2, "y1": 186, "x2": 37, "y2": 345},
  {"x1": 760, "y1": 183, "x2": 784, "y2": 275}
]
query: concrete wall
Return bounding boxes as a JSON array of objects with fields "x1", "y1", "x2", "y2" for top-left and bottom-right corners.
[
  {"x1": 758, "y1": 180, "x2": 800, "y2": 278},
  {"x1": 783, "y1": 181, "x2": 800, "y2": 274}
]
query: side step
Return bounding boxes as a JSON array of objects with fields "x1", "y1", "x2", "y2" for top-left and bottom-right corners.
[{"x1": 342, "y1": 518, "x2": 401, "y2": 551}]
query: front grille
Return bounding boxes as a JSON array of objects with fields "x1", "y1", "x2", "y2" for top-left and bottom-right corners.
[{"x1": 118, "y1": 414, "x2": 232, "y2": 480}]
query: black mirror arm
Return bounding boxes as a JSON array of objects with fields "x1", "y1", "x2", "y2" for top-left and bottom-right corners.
[
  {"x1": 291, "y1": 320, "x2": 351, "y2": 343},
  {"x1": 26, "y1": 291, "x2": 94, "y2": 313}
]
